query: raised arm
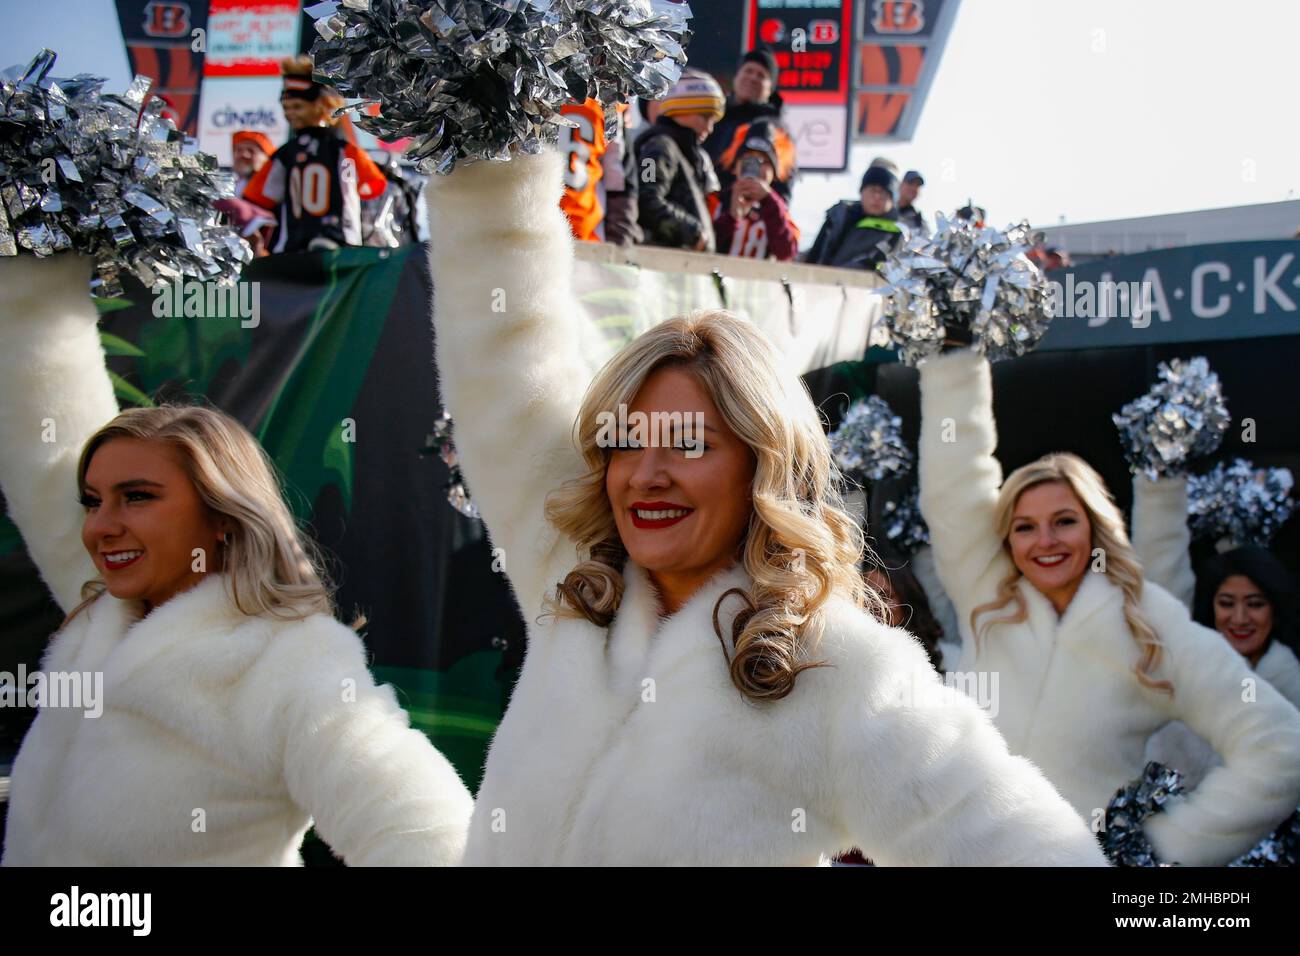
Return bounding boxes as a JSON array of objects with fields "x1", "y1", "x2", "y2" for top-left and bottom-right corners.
[
  {"x1": 1141, "y1": 587, "x2": 1300, "y2": 865},
  {"x1": 255, "y1": 618, "x2": 474, "y2": 866},
  {"x1": 917, "y1": 351, "x2": 1014, "y2": 643},
  {"x1": 0, "y1": 255, "x2": 119, "y2": 614},
  {"x1": 828, "y1": 634, "x2": 1107, "y2": 866},
  {"x1": 425, "y1": 151, "x2": 592, "y2": 625},
  {"x1": 1130, "y1": 475, "x2": 1195, "y2": 610}
]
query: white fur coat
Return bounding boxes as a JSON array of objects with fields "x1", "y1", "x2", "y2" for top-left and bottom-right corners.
[
  {"x1": 1132, "y1": 474, "x2": 1300, "y2": 788},
  {"x1": 918, "y1": 350, "x2": 1300, "y2": 866},
  {"x1": 0, "y1": 255, "x2": 473, "y2": 866},
  {"x1": 425, "y1": 150, "x2": 1106, "y2": 866}
]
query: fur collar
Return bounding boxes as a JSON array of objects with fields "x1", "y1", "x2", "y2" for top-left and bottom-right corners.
[{"x1": 54, "y1": 573, "x2": 250, "y2": 677}]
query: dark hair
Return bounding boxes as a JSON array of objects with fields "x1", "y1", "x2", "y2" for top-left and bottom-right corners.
[
  {"x1": 865, "y1": 544, "x2": 945, "y2": 672},
  {"x1": 1193, "y1": 546, "x2": 1300, "y2": 656}
]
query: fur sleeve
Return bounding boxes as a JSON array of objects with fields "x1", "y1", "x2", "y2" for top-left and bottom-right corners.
[
  {"x1": 1142, "y1": 589, "x2": 1300, "y2": 865},
  {"x1": 0, "y1": 255, "x2": 119, "y2": 614},
  {"x1": 424, "y1": 151, "x2": 591, "y2": 626},
  {"x1": 917, "y1": 351, "x2": 1014, "y2": 646},
  {"x1": 827, "y1": 629, "x2": 1108, "y2": 866},
  {"x1": 1130, "y1": 475, "x2": 1195, "y2": 610},
  {"x1": 251, "y1": 617, "x2": 474, "y2": 866}
]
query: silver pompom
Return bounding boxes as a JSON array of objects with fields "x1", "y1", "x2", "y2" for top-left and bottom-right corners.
[
  {"x1": 829, "y1": 396, "x2": 913, "y2": 483},
  {"x1": 1113, "y1": 357, "x2": 1230, "y2": 480},
  {"x1": 423, "y1": 410, "x2": 481, "y2": 519},
  {"x1": 0, "y1": 50, "x2": 251, "y2": 297},
  {"x1": 880, "y1": 486, "x2": 929, "y2": 555},
  {"x1": 876, "y1": 213, "x2": 1053, "y2": 366},
  {"x1": 1187, "y1": 458, "x2": 1294, "y2": 548},
  {"x1": 1101, "y1": 762, "x2": 1185, "y2": 866},
  {"x1": 1229, "y1": 807, "x2": 1300, "y2": 867},
  {"x1": 305, "y1": 0, "x2": 691, "y2": 174}
]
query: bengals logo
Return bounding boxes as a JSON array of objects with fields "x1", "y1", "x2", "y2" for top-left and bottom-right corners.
[
  {"x1": 809, "y1": 20, "x2": 840, "y2": 44},
  {"x1": 872, "y1": 0, "x2": 925, "y2": 34},
  {"x1": 143, "y1": 1, "x2": 191, "y2": 38}
]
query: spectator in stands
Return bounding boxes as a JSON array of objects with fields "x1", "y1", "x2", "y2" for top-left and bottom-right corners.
[
  {"x1": 712, "y1": 120, "x2": 799, "y2": 261},
  {"x1": 1043, "y1": 246, "x2": 1070, "y2": 270},
  {"x1": 603, "y1": 102, "x2": 643, "y2": 247},
  {"x1": 804, "y1": 165, "x2": 904, "y2": 271},
  {"x1": 243, "y1": 56, "x2": 387, "y2": 254},
  {"x1": 231, "y1": 131, "x2": 273, "y2": 195},
  {"x1": 898, "y1": 170, "x2": 928, "y2": 234},
  {"x1": 705, "y1": 47, "x2": 794, "y2": 202},
  {"x1": 955, "y1": 201, "x2": 987, "y2": 227},
  {"x1": 634, "y1": 72, "x2": 724, "y2": 252},
  {"x1": 560, "y1": 99, "x2": 641, "y2": 246}
]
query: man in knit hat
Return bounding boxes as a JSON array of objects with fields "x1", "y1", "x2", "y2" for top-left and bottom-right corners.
[
  {"x1": 231, "y1": 130, "x2": 274, "y2": 196},
  {"x1": 635, "y1": 70, "x2": 725, "y2": 251},
  {"x1": 805, "y1": 163, "x2": 905, "y2": 271},
  {"x1": 705, "y1": 46, "x2": 794, "y2": 202}
]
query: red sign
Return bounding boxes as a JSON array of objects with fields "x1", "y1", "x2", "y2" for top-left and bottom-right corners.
[
  {"x1": 204, "y1": 0, "x2": 301, "y2": 77},
  {"x1": 746, "y1": 1, "x2": 853, "y2": 105}
]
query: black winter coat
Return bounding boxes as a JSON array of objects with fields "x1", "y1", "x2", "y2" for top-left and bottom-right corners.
[
  {"x1": 635, "y1": 118, "x2": 720, "y2": 251},
  {"x1": 806, "y1": 201, "x2": 904, "y2": 271}
]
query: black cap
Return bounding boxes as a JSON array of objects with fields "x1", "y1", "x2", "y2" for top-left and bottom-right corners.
[
  {"x1": 903, "y1": 169, "x2": 924, "y2": 185},
  {"x1": 737, "y1": 119, "x2": 781, "y2": 172},
  {"x1": 861, "y1": 165, "x2": 898, "y2": 195},
  {"x1": 741, "y1": 46, "x2": 779, "y2": 82}
]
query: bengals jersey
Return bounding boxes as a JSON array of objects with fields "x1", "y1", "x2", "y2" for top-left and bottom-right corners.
[
  {"x1": 559, "y1": 99, "x2": 608, "y2": 242},
  {"x1": 243, "y1": 127, "x2": 387, "y2": 253}
]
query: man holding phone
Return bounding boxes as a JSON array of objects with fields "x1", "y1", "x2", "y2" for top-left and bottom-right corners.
[{"x1": 712, "y1": 121, "x2": 800, "y2": 261}]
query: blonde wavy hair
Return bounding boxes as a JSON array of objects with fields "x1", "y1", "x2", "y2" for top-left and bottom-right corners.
[
  {"x1": 543, "y1": 310, "x2": 884, "y2": 703},
  {"x1": 70, "y1": 405, "x2": 340, "y2": 625},
  {"x1": 970, "y1": 452, "x2": 1172, "y2": 693}
]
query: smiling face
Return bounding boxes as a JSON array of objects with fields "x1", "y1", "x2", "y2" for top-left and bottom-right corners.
[
  {"x1": 231, "y1": 141, "x2": 267, "y2": 178},
  {"x1": 673, "y1": 111, "x2": 718, "y2": 143},
  {"x1": 1007, "y1": 480, "x2": 1093, "y2": 613},
  {"x1": 605, "y1": 366, "x2": 757, "y2": 614},
  {"x1": 281, "y1": 95, "x2": 326, "y2": 131},
  {"x1": 1213, "y1": 574, "x2": 1274, "y2": 661},
  {"x1": 733, "y1": 61, "x2": 773, "y2": 105},
  {"x1": 80, "y1": 437, "x2": 230, "y2": 612}
]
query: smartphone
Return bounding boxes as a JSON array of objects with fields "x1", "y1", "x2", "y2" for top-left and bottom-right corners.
[{"x1": 739, "y1": 156, "x2": 763, "y2": 180}]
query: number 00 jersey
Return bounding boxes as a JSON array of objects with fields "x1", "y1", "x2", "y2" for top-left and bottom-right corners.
[{"x1": 243, "y1": 127, "x2": 387, "y2": 253}]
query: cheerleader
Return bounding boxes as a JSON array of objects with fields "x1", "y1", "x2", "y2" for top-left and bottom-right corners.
[
  {"x1": 425, "y1": 148, "x2": 1106, "y2": 866},
  {"x1": 918, "y1": 348, "x2": 1300, "y2": 865},
  {"x1": 1133, "y1": 477, "x2": 1300, "y2": 788},
  {"x1": 1132, "y1": 476, "x2": 1300, "y2": 706},
  {"x1": 0, "y1": 254, "x2": 473, "y2": 865}
]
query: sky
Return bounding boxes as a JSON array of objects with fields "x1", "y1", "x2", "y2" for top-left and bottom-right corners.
[{"x1": 5, "y1": 0, "x2": 1299, "y2": 238}]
